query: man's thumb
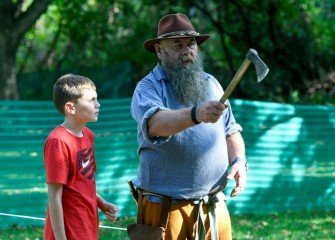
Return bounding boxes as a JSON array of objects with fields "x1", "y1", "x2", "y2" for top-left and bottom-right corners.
[{"x1": 226, "y1": 169, "x2": 235, "y2": 180}]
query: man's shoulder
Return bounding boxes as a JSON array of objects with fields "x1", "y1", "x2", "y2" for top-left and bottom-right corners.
[
  {"x1": 202, "y1": 71, "x2": 216, "y2": 80},
  {"x1": 135, "y1": 64, "x2": 166, "y2": 93},
  {"x1": 141, "y1": 64, "x2": 165, "y2": 82}
]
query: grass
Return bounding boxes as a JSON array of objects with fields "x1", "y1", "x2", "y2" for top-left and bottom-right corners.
[{"x1": 0, "y1": 210, "x2": 334, "y2": 239}]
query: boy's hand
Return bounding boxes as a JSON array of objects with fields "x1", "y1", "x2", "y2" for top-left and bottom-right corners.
[{"x1": 101, "y1": 202, "x2": 118, "y2": 223}]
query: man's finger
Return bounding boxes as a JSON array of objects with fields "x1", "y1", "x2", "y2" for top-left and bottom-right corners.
[
  {"x1": 230, "y1": 186, "x2": 243, "y2": 197},
  {"x1": 226, "y1": 169, "x2": 237, "y2": 180}
]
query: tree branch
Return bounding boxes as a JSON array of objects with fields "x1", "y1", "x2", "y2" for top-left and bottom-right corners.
[
  {"x1": 11, "y1": 0, "x2": 51, "y2": 46},
  {"x1": 187, "y1": 0, "x2": 236, "y2": 75}
]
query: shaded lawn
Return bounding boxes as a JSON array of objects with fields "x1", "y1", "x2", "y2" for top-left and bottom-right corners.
[{"x1": 0, "y1": 210, "x2": 334, "y2": 239}]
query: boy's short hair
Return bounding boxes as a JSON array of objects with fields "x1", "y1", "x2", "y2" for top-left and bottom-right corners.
[{"x1": 53, "y1": 74, "x2": 96, "y2": 115}]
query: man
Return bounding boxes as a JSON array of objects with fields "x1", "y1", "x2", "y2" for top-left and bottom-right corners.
[{"x1": 130, "y1": 13, "x2": 247, "y2": 240}]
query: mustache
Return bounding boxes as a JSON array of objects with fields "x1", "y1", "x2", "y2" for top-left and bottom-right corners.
[{"x1": 180, "y1": 55, "x2": 194, "y2": 63}]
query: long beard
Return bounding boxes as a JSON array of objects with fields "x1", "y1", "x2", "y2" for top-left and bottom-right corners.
[{"x1": 162, "y1": 51, "x2": 207, "y2": 106}]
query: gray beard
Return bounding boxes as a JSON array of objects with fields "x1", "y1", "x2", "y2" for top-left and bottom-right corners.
[{"x1": 162, "y1": 52, "x2": 207, "y2": 106}]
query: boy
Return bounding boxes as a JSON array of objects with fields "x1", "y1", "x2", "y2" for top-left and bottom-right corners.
[{"x1": 43, "y1": 74, "x2": 118, "y2": 239}]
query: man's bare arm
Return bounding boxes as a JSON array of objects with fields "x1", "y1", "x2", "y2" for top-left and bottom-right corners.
[
  {"x1": 226, "y1": 132, "x2": 247, "y2": 197},
  {"x1": 148, "y1": 101, "x2": 226, "y2": 137}
]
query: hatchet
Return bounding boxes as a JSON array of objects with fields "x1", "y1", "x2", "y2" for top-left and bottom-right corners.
[{"x1": 220, "y1": 49, "x2": 269, "y2": 103}]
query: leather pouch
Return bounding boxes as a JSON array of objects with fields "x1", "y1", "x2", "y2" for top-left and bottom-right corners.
[
  {"x1": 127, "y1": 189, "x2": 171, "y2": 240},
  {"x1": 127, "y1": 223, "x2": 165, "y2": 240}
]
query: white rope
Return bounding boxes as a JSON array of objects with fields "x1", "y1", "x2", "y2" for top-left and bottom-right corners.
[
  {"x1": 0, "y1": 213, "x2": 45, "y2": 221},
  {"x1": 0, "y1": 212, "x2": 127, "y2": 231}
]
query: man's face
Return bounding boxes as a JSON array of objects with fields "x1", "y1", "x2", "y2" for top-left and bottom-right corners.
[
  {"x1": 154, "y1": 37, "x2": 207, "y2": 106},
  {"x1": 156, "y1": 37, "x2": 198, "y2": 68}
]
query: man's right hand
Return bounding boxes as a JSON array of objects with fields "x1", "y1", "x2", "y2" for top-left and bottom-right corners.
[{"x1": 196, "y1": 101, "x2": 226, "y2": 123}]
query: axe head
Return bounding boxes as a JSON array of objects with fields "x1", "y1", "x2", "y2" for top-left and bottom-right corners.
[{"x1": 246, "y1": 49, "x2": 269, "y2": 82}]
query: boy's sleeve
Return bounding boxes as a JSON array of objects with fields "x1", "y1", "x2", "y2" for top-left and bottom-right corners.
[{"x1": 44, "y1": 138, "x2": 69, "y2": 184}]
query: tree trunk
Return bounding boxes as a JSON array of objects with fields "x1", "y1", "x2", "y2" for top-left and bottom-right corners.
[
  {"x1": 0, "y1": 0, "x2": 51, "y2": 100},
  {"x1": 0, "y1": 35, "x2": 19, "y2": 99}
]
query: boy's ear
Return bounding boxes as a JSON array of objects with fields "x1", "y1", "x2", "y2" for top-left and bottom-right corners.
[{"x1": 64, "y1": 102, "x2": 75, "y2": 115}]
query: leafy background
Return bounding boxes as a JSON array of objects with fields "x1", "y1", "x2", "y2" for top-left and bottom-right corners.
[{"x1": 13, "y1": 0, "x2": 335, "y2": 104}]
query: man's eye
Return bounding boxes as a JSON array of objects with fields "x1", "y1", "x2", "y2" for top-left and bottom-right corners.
[
  {"x1": 188, "y1": 42, "x2": 196, "y2": 48},
  {"x1": 172, "y1": 44, "x2": 183, "y2": 51}
]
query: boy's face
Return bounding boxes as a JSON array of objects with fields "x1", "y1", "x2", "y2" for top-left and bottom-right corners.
[{"x1": 72, "y1": 88, "x2": 100, "y2": 123}]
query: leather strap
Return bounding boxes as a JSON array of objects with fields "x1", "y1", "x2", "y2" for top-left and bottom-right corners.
[
  {"x1": 137, "y1": 190, "x2": 144, "y2": 224},
  {"x1": 159, "y1": 195, "x2": 171, "y2": 228},
  {"x1": 137, "y1": 189, "x2": 172, "y2": 228}
]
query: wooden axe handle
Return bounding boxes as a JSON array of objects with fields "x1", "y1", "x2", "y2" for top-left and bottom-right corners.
[{"x1": 220, "y1": 58, "x2": 252, "y2": 103}]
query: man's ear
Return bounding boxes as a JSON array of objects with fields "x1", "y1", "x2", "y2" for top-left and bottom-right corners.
[
  {"x1": 154, "y1": 43, "x2": 162, "y2": 59},
  {"x1": 64, "y1": 102, "x2": 75, "y2": 115}
]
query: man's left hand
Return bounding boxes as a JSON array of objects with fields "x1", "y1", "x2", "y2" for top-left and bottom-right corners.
[{"x1": 226, "y1": 162, "x2": 247, "y2": 197}]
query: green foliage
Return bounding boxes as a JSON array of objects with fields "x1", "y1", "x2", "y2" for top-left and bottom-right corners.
[
  {"x1": 17, "y1": 62, "x2": 133, "y2": 100},
  {"x1": 16, "y1": 0, "x2": 335, "y2": 104}
]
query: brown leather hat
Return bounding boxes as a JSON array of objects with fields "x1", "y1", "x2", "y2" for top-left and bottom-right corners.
[{"x1": 144, "y1": 13, "x2": 210, "y2": 54}]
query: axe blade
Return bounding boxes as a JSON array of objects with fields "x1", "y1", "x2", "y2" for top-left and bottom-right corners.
[{"x1": 246, "y1": 49, "x2": 269, "y2": 82}]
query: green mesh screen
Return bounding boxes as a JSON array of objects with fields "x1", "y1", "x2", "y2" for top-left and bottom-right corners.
[{"x1": 0, "y1": 98, "x2": 334, "y2": 228}]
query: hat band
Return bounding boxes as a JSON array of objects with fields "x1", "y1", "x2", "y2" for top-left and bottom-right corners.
[{"x1": 157, "y1": 30, "x2": 199, "y2": 39}]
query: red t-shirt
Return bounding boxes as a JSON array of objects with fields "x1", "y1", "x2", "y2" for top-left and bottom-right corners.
[{"x1": 43, "y1": 126, "x2": 98, "y2": 240}]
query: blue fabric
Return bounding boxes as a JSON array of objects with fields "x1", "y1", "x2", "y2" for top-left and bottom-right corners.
[{"x1": 130, "y1": 63, "x2": 242, "y2": 200}]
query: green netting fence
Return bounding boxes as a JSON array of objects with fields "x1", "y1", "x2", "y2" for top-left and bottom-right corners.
[{"x1": 0, "y1": 98, "x2": 334, "y2": 229}]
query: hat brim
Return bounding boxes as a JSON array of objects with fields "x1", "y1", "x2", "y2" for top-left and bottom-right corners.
[{"x1": 143, "y1": 35, "x2": 210, "y2": 54}]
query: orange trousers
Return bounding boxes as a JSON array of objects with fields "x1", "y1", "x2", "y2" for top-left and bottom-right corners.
[{"x1": 142, "y1": 197, "x2": 232, "y2": 240}]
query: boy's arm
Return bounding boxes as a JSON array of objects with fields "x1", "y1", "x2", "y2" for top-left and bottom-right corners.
[
  {"x1": 47, "y1": 183, "x2": 67, "y2": 240},
  {"x1": 97, "y1": 194, "x2": 118, "y2": 223}
]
